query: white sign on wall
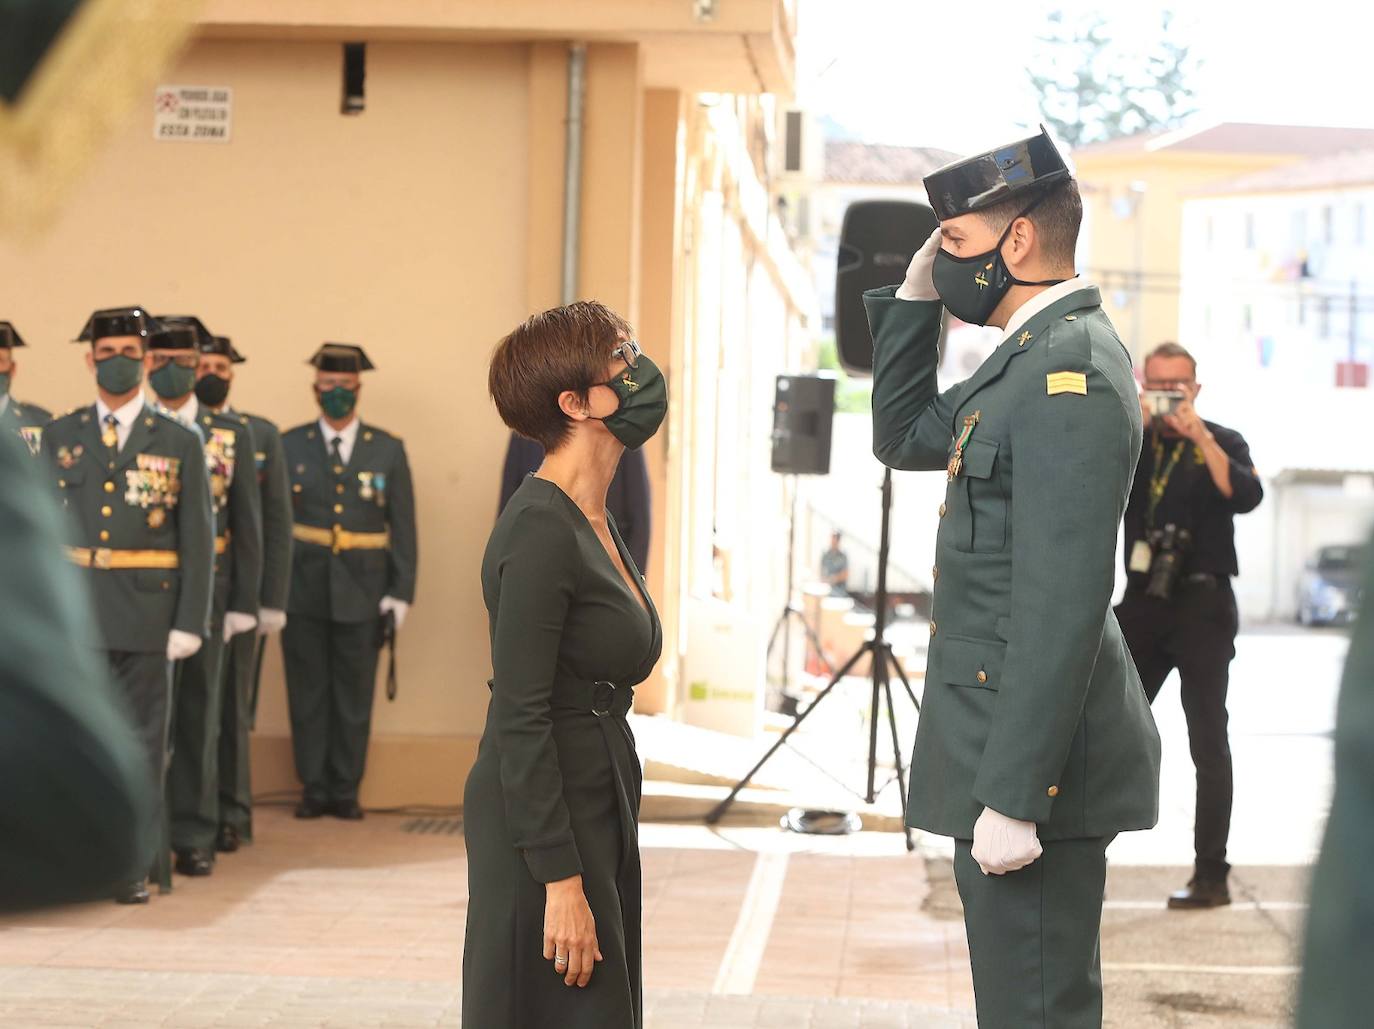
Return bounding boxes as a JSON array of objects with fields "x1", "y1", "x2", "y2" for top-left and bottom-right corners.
[{"x1": 153, "y1": 86, "x2": 232, "y2": 143}]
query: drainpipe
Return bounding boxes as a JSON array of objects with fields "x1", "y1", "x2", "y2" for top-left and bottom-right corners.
[{"x1": 561, "y1": 43, "x2": 587, "y2": 306}]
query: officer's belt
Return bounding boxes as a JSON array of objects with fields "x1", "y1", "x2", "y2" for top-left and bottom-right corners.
[
  {"x1": 292, "y1": 524, "x2": 390, "y2": 554},
  {"x1": 65, "y1": 546, "x2": 179, "y2": 570}
]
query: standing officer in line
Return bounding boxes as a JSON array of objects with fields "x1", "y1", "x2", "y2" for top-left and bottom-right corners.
[
  {"x1": 866, "y1": 130, "x2": 1161, "y2": 1028},
  {"x1": 148, "y1": 316, "x2": 263, "y2": 877},
  {"x1": 1115, "y1": 341, "x2": 1263, "y2": 909},
  {"x1": 194, "y1": 333, "x2": 293, "y2": 853},
  {"x1": 42, "y1": 306, "x2": 215, "y2": 904},
  {"x1": 0, "y1": 321, "x2": 52, "y2": 455},
  {"x1": 281, "y1": 344, "x2": 417, "y2": 820}
]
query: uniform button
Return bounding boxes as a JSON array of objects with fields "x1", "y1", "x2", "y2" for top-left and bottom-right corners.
[
  {"x1": 932, "y1": 566, "x2": 939, "y2": 582},
  {"x1": 333, "y1": 465, "x2": 344, "y2": 475},
  {"x1": 58, "y1": 478, "x2": 66, "y2": 488},
  {"x1": 104, "y1": 481, "x2": 115, "y2": 493},
  {"x1": 976, "y1": 671, "x2": 988, "y2": 684},
  {"x1": 292, "y1": 484, "x2": 303, "y2": 494},
  {"x1": 336, "y1": 484, "x2": 345, "y2": 495},
  {"x1": 99, "y1": 530, "x2": 111, "y2": 542},
  {"x1": 938, "y1": 503, "x2": 947, "y2": 518},
  {"x1": 1047, "y1": 786, "x2": 1059, "y2": 798},
  {"x1": 101, "y1": 505, "x2": 112, "y2": 517},
  {"x1": 929, "y1": 622, "x2": 937, "y2": 637},
  {"x1": 333, "y1": 503, "x2": 344, "y2": 513}
]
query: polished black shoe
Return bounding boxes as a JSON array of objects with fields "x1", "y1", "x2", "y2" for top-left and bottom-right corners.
[
  {"x1": 115, "y1": 880, "x2": 150, "y2": 905},
  {"x1": 331, "y1": 799, "x2": 365, "y2": 821},
  {"x1": 295, "y1": 798, "x2": 327, "y2": 819},
  {"x1": 215, "y1": 825, "x2": 241, "y2": 853},
  {"x1": 174, "y1": 848, "x2": 215, "y2": 877},
  {"x1": 1167, "y1": 877, "x2": 1231, "y2": 909}
]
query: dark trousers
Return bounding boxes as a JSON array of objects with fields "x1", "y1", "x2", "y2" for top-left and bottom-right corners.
[
  {"x1": 954, "y1": 835, "x2": 1114, "y2": 1029},
  {"x1": 105, "y1": 650, "x2": 173, "y2": 876},
  {"x1": 281, "y1": 615, "x2": 381, "y2": 805},
  {"x1": 1116, "y1": 583, "x2": 1239, "y2": 881},
  {"x1": 169, "y1": 623, "x2": 228, "y2": 851},
  {"x1": 217, "y1": 628, "x2": 259, "y2": 840}
]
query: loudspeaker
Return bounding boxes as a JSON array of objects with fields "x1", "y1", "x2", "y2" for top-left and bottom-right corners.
[
  {"x1": 342, "y1": 42, "x2": 366, "y2": 115},
  {"x1": 771, "y1": 375, "x2": 836, "y2": 476},
  {"x1": 835, "y1": 200, "x2": 941, "y2": 375}
]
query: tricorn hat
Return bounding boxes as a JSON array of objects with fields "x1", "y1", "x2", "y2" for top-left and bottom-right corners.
[
  {"x1": 201, "y1": 334, "x2": 247, "y2": 363},
  {"x1": 923, "y1": 124, "x2": 1071, "y2": 222},
  {"x1": 73, "y1": 306, "x2": 158, "y2": 343},
  {"x1": 0, "y1": 321, "x2": 26, "y2": 348},
  {"x1": 308, "y1": 343, "x2": 375, "y2": 373}
]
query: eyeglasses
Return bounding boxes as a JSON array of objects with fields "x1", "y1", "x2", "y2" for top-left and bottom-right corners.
[
  {"x1": 150, "y1": 354, "x2": 200, "y2": 370},
  {"x1": 610, "y1": 339, "x2": 641, "y2": 369}
]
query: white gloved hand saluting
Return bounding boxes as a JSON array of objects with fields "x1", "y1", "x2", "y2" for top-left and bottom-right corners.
[
  {"x1": 222, "y1": 611, "x2": 258, "y2": 643},
  {"x1": 257, "y1": 608, "x2": 288, "y2": 635},
  {"x1": 971, "y1": 806, "x2": 1043, "y2": 875},
  {"x1": 167, "y1": 630, "x2": 204, "y2": 662},
  {"x1": 379, "y1": 596, "x2": 409, "y2": 631},
  {"x1": 896, "y1": 226, "x2": 943, "y2": 302}
]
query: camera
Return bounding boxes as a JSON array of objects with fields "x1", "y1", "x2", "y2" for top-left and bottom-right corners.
[
  {"x1": 1146, "y1": 523, "x2": 1193, "y2": 600},
  {"x1": 1142, "y1": 390, "x2": 1186, "y2": 418}
]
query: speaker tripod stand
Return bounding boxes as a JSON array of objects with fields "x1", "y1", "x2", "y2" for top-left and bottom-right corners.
[
  {"x1": 707, "y1": 470, "x2": 922, "y2": 851},
  {"x1": 764, "y1": 478, "x2": 833, "y2": 711}
]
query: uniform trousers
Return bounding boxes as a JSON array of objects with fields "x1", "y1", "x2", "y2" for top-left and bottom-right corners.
[
  {"x1": 953, "y1": 835, "x2": 1115, "y2": 1029},
  {"x1": 281, "y1": 614, "x2": 381, "y2": 805},
  {"x1": 217, "y1": 628, "x2": 259, "y2": 840},
  {"x1": 1115, "y1": 581, "x2": 1238, "y2": 881},
  {"x1": 169, "y1": 597, "x2": 229, "y2": 852},
  {"x1": 105, "y1": 650, "x2": 173, "y2": 874}
]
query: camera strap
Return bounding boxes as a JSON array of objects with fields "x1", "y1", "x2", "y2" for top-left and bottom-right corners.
[{"x1": 1146, "y1": 434, "x2": 1187, "y2": 529}]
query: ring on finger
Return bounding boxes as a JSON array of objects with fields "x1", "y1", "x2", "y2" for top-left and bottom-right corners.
[{"x1": 555, "y1": 954, "x2": 568, "y2": 967}]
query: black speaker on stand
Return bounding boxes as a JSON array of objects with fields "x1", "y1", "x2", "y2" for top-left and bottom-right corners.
[{"x1": 709, "y1": 200, "x2": 942, "y2": 850}]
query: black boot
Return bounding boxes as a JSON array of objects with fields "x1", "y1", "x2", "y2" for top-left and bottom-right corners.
[
  {"x1": 295, "y1": 797, "x2": 327, "y2": 819},
  {"x1": 174, "y1": 848, "x2": 215, "y2": 877},
  {"x1": 215, "y1": 825, "x2": 241, "y2": 853},
  {"x1": 115, "y1": 880, "x2": 150, "y2": 905},
  {"x1": 331, "y1": 799, "x2": 365, "y2": 821},
  {"x1": 1167, "y1": 877, "x2": 1231, "y2": 909}
]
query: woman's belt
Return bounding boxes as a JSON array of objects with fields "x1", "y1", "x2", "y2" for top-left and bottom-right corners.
[
  {"x1": 292, "y1": 523, "x2": 390, "y2": 554},
  {"x1": 65, "y1": 546, "x2": 179, "y2": 570}
]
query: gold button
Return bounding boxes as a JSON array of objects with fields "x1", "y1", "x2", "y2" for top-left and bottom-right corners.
[
  {"x1": 99, "y1": 530, "x2": 110, "y2": 542},
  {"x1": 932, "y1": 566, "x2": 939, "y2": 582},
  {"x1": 333, "y1": 465, "x2": 344, "y2": 475},
  {"x1": 929, "y1": 622, "x2": 937, "y2": 637},
  {"x1": 977, "y1": 671, "x2": 988, "y2": 684},
  {"x1": 162, "y1": 581, "x2": 171, "y2": 591},
  {"x1": 333, "y1": 503, "x2": 344, "y2": 513},
  {"x1": 336, "y1": 484, "x2": 345, "y2": 495},
  {"x1": 104, "y1": 481, "x2": 115, "y2": 493},
  {"x1": 1047, "y1": 786, "x2": 1059, "y2": 798},
  {"x1": 939, "y1": 503, "x2": 947, "y2": 518},
  {"x1": 1064, "y1": 314, "x2": 1077, "y2": 321},
  {"x1": 101, "y1": 505, "x2": 112, "y2": 517},
  {"x1": 292, "y1": 484, "x2": 303, "y2": 494},
  {"x1": 58, "y1": 479, "x2": 66, "y2": 488}
]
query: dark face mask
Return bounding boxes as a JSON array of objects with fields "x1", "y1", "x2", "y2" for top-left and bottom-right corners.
[
  {"x1": 195, "y1": 373, "x2": 232, "y2": 408},
  {"x1": 317, "y1": 385, "x2": 358, "y2": 420},
  {"x1": 95, "y1": 353, "x2": 145, "y2": 395},
  {"x1": 932, "y1": 192, "x2": 1069, "y2": 327},
  {"x1": 149, "y1": 361, "x2": 197, "y2": 400},
  {"x1": 595, "y1": 354, "x2": 667, "y2": 450}
]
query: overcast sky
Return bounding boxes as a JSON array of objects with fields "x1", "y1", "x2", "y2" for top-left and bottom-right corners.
[{"x1": 796, "y1": 0, "x2": 1360, "y2": 156}]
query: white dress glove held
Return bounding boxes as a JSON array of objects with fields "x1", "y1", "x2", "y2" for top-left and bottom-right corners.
[
  {"x1": 971, "y1": 806, "x2": 1043, "y2": 876},
  {"x1": 222, "y1": 611, "x2": 258, "y2": 643},
  {"x1": 895, "y1": 227, "x2": 944, "y2": 302},
  {"x1": 167, "y1": 630, "x2": 203, "y2": 662},
  {"x1": 379, "y1": 596, "x2": 409, "y2": 631},
  {"x1": 257, "y1": 608, "x2": 288, "y2": 635}
]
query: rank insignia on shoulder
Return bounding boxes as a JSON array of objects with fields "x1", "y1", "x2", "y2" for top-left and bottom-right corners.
[{"x1": 1046, "y1": 371, "x2": 1087, "y2": 397}]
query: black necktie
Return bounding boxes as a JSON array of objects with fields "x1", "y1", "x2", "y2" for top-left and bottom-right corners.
[{"x1": 330, "y1": 436, "x2": 343, "y2": 467}]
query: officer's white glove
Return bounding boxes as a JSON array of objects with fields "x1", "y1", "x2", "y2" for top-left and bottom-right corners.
[
  {"x1": 257, "y1": 608, "x2": 288, "y2": 635},
  {"x1": 222, "y1": 611, "x2": 258, "y2": 643},
  {"x1": 971, "y1": 806, "x2": 1043, "y2": 876},
  {"x1": 379, "y1": 596, "x2": 409, "y2": 631},
  {"x1": 896, "y1": 227, "x2": 943, "y2": 302},
  {"x1": 167, "y1": 630, "x2": 204, "y2": 662}
]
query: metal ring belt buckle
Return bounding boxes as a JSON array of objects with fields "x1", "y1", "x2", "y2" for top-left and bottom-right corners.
[
  {"x1": 591, "y1": 681, "x2": 617, "y2": 718},
  {"x1": 92, "y1": 547, "x2": 113, "y2": 570}
]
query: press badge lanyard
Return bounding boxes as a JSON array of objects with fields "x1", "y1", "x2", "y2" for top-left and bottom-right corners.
[{"x1": 1131, "y1": 434, "x2": 1187, "y2": 574}]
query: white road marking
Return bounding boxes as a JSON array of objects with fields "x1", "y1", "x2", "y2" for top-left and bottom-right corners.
[{"x1": 711, "y1": 851, "x2": 790, "y2": 995}]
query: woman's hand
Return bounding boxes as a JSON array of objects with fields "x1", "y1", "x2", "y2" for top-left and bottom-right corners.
[{"x1": 543, "y1": 875, "x2": 602, "y2": 987}]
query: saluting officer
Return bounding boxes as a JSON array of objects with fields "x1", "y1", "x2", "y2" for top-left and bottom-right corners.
[
  {"x1": 281, "y1": 344, "x2": 417, "y2": 820},
  {"x1": 0, "y1": 321, "x2": 52, "y2": 455},
  {"x1": 42, "y1": 306, "x2": 215, "y2": 905},
  {"x1": 149, "y1": 316, "x2": 263, "y2": 877},
  {"x1": 866, "y1": 129, "x2": 1161, "y2": 1028},
  {"x1": 194, "y1": 333, "x2": 294, "y2": 853}
]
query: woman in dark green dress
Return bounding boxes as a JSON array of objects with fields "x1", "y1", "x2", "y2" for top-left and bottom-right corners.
[{"x1": 464, "y1": 301, "x2": 667, "y2": 1028}]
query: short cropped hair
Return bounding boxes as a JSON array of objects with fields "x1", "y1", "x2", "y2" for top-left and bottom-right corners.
[
  {"x1": 1144, "y1": 341, "x2": 1198, "y2": 376},
  {"x1": 489, "y1": 300, "x2": 633, "y2": 453},
  {"x1": 977, "y1": 178, "x2": 1083, "y2": 267}
]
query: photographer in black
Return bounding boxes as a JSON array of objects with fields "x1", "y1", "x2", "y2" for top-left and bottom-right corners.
[{"x1": 1116, "y1": 342, "x2": 1264, "y2": 909}]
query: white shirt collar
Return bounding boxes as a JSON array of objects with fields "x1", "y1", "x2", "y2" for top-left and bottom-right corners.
[
  {"x1": 318, "y1": 416, "x2": 360, "y2": 453},
  {"x1": 96, "y1": 393, "x2": 147, "y2": 428},
  {"x1": 1000, "y1": 277, "x2": 1094, "y2": 342},
  {"x1": 157, "y1": 394, "x2": 200, "y2": 427}
]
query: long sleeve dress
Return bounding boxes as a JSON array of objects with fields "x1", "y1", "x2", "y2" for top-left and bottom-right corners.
[{"x1": 462, "y1": 474, "x2": 661, "y2": 1028}]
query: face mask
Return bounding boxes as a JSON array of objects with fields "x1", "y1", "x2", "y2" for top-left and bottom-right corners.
[
  {"x1": 0, "y1": 372, "x2": 10, "y2": 398},
  {"x1": 595, "y1": 354, "x2": 667, "y2": 450},
  {"x1": 931, "y1": 191, "x2": 1068, "y2": 327},
  {"x1": 149, "y1": 361, "x2": 197, "y2": 400},
  {"x1": 317, "y1": 385, "x2": 357, "y2": 420},
  {"x1": 95, "y1": 353, "x2": 144, "y2": 394},
  {"x1": 195, "y1": 373, "x2": 231, "y2": 408}
]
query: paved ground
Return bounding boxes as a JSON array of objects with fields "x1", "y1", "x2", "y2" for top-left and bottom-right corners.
[{"x1": 0, "y1": 626, "x2": 1347, "y2": 1027}]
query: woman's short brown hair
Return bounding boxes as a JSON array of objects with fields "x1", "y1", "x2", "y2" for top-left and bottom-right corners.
[{"x1": 489, "y1": 300, "x2": 633, "y2": 452}]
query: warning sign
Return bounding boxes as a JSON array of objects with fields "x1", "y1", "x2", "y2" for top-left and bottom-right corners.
[{"x1": 153, "y1": 86, "x2": 233, "y2": 143}]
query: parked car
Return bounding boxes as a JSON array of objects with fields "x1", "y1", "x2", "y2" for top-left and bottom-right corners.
[{"x1": 1298, "y1": 544, "x2": 1365, "y2": 627}]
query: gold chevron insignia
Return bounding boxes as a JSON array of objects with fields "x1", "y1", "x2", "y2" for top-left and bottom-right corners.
[{"x1": 1046, "y1": 372, "x2": 1088, "y2": 397}]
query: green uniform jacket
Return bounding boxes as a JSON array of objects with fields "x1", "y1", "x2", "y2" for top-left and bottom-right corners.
[
  {"x1": 0, "y1": 429, "x2": 155, "y2": 911},
  {"x1": 240, "y1": 411, "x2": 293, "y2": 610},
  {"x1": 1297, "y1": 528, "x2": 1374, "y2": 1029},
  {"x1": 866, "y1": 285, "x2": 1161, "y2": 839},
  {"x1": 42, "y1": 403, "x2": 215, "y2": 652},
  {"x1": 193, "y1": 407, "x2": 263, "y2": 622},
  {"x1": 0, "y1": 396, "x2": 51, "y2": 456},
  {"x1": 282, "y1": 420, "x2": 417, "y2": 624}
]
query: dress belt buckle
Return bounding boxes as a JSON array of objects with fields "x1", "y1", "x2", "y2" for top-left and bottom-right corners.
[
  {"x1": 93, "y1": 547, "x2": 113, "y2": 570},
  {"x1": 591, "y1": 681, "x2": 617, "y2": 718}
]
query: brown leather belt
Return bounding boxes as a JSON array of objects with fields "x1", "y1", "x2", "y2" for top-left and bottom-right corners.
[
  {"x1": 292, "y1": 523, "x2": 390, "y2": 555},
  {"x1": 65, "y1": 546, "x2": 179, "y2": 570}
]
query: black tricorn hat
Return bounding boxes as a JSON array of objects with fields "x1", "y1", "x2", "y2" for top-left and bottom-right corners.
[
  {"x1": 202, "y1": 334, "x2": 247, "y2": 364},
  {"x1": 147, "y1": 324, "x2": 201, "y2": 351},
  {"x1": 923, "y1": 124, "x2": 1071, "y2": 221},
  {"x1": 308, "y1": 343, "x2": 375, "y2": 373},
  {"x1": 0, "y1": 321, "x2": 26, "y2": 348},
  {"x1": 73, "y1": 306, "x2": 158, "y2": 343},
  {"x1": 156, "y1": 315, "x2": 216, "y2": 348}
]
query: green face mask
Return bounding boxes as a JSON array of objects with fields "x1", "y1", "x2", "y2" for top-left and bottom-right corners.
[
  {"x1": 317, "y1": 385, "x2": 358, "y2": 420},
  {"x1": 0, "y1": 372, "x2": 10, "y2": 398},
  {"x1": 596, "y1": 354, "x2": 667, "y2": 450},
  {"x1": 95, "y1": 354, "x2": 144, "y2": 395},
  {"x1": 149, "y1": 361, "x2": 197, "y2": 400}
]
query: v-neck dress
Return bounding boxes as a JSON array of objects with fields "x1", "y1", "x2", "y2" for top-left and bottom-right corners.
[{"x1": 463, "y1": 475, "x2": 662, "y2": 1029}]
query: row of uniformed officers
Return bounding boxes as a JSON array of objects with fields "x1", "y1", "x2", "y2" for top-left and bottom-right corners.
[{"x1": 0, "y1": 310, "x2": 417, "y2": 904}]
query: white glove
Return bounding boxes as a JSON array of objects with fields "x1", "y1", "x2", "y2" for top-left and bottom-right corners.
[
  {"x1": 379, "y1": 596, "x2": 409, "y2": 631},
  {"x1": 896, "y1": 226, "x2": 943, "y2": 302},
  {"x1": 257, "y1": 608, "x2": 288, "y2": 635},
  {"x1": 222, "y1": 611, "x2": 258, "y2": 643},
  {"x1": 971, "y1": 806, "x2": 1043, "y2": 876},
  {"x1": 167, "y1": 630, "x2": 204, "y2": 662}
]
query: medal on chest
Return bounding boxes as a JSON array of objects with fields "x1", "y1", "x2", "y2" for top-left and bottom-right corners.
[{"x1": 947, "y1": 411, "x2": 982, "y2": 481}]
